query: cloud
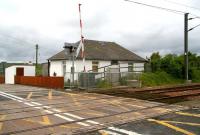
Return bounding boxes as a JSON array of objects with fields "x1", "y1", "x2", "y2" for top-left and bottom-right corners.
[{"x1": 0, "y1": 0, "x2": 199, "y2": 62}]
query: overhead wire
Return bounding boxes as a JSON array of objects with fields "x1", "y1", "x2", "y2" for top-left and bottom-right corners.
[
  {"x1": 189, "y1": 24, "x2": 200, "y2": 31},
  {"x1": 189, "y1": 13, "x2": 200, "y2": 19},
  {"x1": 124, "y1": 0, "x2": 200, "y2": 19},
  {"x1": 124, "y1": 0, "x2": 186, "y2": 15},
  {"x1": 162, "y1": 0, "x2": 200, "y2": 12}
]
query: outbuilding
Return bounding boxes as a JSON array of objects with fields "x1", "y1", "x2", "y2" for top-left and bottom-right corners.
[{"x1": 5, "y1": 65, "x2": 35, "y2": 84}]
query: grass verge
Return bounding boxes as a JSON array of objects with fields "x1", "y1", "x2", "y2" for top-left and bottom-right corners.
[{"x1": 141, "y1": 71, "x2": 184, "y2": 87}]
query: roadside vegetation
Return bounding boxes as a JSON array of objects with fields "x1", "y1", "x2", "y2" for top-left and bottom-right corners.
[
  {"x1": 142, "y1": 52, "x2": 200, "y2": 86},
  {"x1": 141, "y1": 71, "x2": 183, "y2": 87},
  {"x1": 96, "y1": 80, "x2": 112, "y2": 88},
  {"x1": 36, "y1": 64, "x2": 42, "y2": 76}
]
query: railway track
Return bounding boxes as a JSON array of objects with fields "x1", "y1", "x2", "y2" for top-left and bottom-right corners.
[{"x1": 91, "y1": 84, "x2": 200, "y2": 104}]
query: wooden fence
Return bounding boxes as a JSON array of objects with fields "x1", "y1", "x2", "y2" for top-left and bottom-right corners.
[
  {"x1": 15, "y1": 76, "x2": 64, "y2": 89},
  {"x1": 0, "y1": 76, "x2": 4, "y2": 84}
]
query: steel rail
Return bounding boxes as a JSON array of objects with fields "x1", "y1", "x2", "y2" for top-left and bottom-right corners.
[{"x1": 149, "y1": 92, "x2": 200, "y2": 101}]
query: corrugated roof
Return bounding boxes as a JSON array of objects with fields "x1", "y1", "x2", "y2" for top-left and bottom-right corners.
[{"x1": 48, "y1": 39, "x2": 146, "y2": 62}]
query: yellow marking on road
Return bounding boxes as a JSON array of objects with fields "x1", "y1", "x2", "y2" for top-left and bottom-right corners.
[
  {"x1": 0, "y1": 115, "x2": 6, "y2": 131},
  {"x1": 60, "y1": 124, "x2": 79, "y2": 129},
  {"x1": 98, "y1": 130, "x2": 108, "y2": 135},
  {"x1": 42, "y1": 116, "x2": 51, "y2": 125},
  {"x1": 48, "y1": 90, "x2": 53, "y2": 100},
  {"x1": 106, "y1": 100, "x2": 130, "y2": 111},
  {"x1": 176, "y1": 112, "x2": 200, "y2": 118},
  {"x1": 65, "y1": 93, "x2": 97, "y2": 102},
  {"x1": 69, "y1": 94, "x2": 82, "y2": 106},
  {"x1": 65, "y1": 93, "x2": 79, "y2": 96},
  {"x1": 126, "y1": 103, "x2": 144, "y2": 108},
  {"x1": 148, "y1": 119, "x2": 196, "y2": 135},
  {"x1": 26, "y1": 92, "x2": 33, "y2": 99},
  {"x1": 24, "y1": 116, "x2": 79, "y2": 130},
  {"x1": 161, "y1": 120, "x2": 200, "y2": 126},
  {"x1": 24, "y1": 116, "x2": 54, "y2": 132},
  {"x1": 24, "y1": 116, "x2": 51, "y2": 125},
  {"x1": 24, "y1": 119, "x2": 45, "y2": 125}
]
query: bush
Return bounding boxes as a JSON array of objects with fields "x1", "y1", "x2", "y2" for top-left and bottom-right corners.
[
  {"x1": 96, "y1": 80, "x2": 112, "y2": 88},
  {"x1": 141, "y1": 71, "x2": 183, "y2": 87},
  {"x1": 119, "y1": 76, "x2": 128, "y2": 85},
  {"x1": 120, "y1": 73, "x2": 141, "y2": 85},
  {"x1": 191, "y1": 69, "x2": 200, "y2": 82}
]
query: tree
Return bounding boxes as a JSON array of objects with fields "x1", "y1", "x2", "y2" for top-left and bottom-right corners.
[
  {"x1": 149, "y1": 52, "x2": 200, "y2": 81},
  {"x1": 150, "y1": 52, "x2": 161, "y2": 72}
]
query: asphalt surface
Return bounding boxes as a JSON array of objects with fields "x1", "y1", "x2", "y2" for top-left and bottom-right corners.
[
  {"x1": 0, "y1": 84, "x2": 199, "y2": 135},
  {"x1": 88, "y1": 108, "x2": 200, "y2": 135}
]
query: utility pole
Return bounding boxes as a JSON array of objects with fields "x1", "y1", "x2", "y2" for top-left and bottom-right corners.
[
  {"x1": 184, "y1": 13, "x2": 189, "y2": 82},
  {"x1": 35, "y1": 44, "x2": 39, "y2": 74}
]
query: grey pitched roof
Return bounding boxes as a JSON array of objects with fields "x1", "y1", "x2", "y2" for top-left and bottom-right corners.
[{"x1": 48, "y1": 39, "x2": 147, "y2": 62}]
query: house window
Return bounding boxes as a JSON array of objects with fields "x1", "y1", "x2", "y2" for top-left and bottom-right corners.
[
  {"x1": 111, "y1": 60, "x2": 118, "y2": 65},
  {"x1": 92, "y1": 61, "x2": 99, "y2": 72},
  {"x1": 128, "y1": 63, "x2": 133, "y2": 72}
]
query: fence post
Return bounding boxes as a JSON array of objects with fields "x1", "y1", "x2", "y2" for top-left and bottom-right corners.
[
  {"x1": 104, "y1": 67, "x2": 106, "y2": 80},
  {"x1": 87, "y1": 73, "x2": 89, "y2": 90}
]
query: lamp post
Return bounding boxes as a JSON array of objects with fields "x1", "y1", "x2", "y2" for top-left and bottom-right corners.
[{"x1": 63, "y1": 43, "x2": 77, "y2": 87}]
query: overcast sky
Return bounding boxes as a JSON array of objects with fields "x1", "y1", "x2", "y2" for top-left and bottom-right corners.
[{"x1": 0, "y1": 0, "x2": 200, "y2": 63}]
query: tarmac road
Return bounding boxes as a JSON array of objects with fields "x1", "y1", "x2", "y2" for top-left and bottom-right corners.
[{"x1": 0, "y1": 84, "x2": 199, "y2": 135}]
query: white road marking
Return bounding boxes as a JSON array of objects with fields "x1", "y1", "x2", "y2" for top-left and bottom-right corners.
[
  {"x1": 108, "y1": 127, "x2": 143, "y2": 135},
  {"x1": 52, "y1": 109, "x2": 61, "y2": 112},
  {"x1": 0, "y1": 93, "x2": 17, "y2": 101},
  {"x1": 76, "y1": 122, "x2": 90, "y2": 127},
  {"x1": 0, "y1": 91, "x2": 24, "y2": 100},
  {"x1": 34, "y1": 107, "x2": 42, "y2": 109},
  {"x1": 86, "y1": 120, "x2": 100, "y2": 125},
  {"x1": 54, "y1": 114, "x2": 73, "y2": 121},
  {"x1": 0, "y1": 90, "x2": 142, "y2": 135},
  {"x1": 43, "y1": 106, "x2": 51, "y2": 109},
  {"x1": 24, "y1": 103, "x2": 34, "y2": 106},
  {"x1": 17, "y1": 100, "x2": 23, "y2": 102},
  {"x1": 44, "y1": 110, "x2": 53, "y2": 114},
  {"x1": 64, "y1": 113, "x2": 84, "y2": 119},
  {"x1": 31, "y1": 102, "x2": 42, "y2": 106}
]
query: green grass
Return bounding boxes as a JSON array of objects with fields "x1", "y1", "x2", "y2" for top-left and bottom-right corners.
[
  {"x1": 140, "y1": 71, "x2": 184, "y2": 87},
  {"x1": 191, "y1": 69, "x2": 200, "y2": 83},
  {"x1": 96, "y1": 80, "x2": 112, "y2": 88}
]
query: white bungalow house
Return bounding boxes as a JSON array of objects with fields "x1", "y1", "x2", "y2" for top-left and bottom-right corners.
[{"x1": 48, "y1": 39, "x2": 147, "y2": 83}]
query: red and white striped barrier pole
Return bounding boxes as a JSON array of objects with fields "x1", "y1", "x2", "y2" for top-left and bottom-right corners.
[{"x1": 78, "y1": 4, "x2": 86, "y2": 72}]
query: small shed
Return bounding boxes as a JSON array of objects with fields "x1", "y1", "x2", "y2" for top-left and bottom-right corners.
[{"x1": 5, "y1": 65, "x2": 35, "y2": 84}]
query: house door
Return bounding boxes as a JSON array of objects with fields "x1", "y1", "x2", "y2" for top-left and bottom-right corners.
[{"x1": 16, "y1": 68, "x2": 24, "y2": 76}]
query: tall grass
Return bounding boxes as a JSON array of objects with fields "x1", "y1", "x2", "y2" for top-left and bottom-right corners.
[{"x1": 141, "y1": 71, "x2": 184, "y2": 87}]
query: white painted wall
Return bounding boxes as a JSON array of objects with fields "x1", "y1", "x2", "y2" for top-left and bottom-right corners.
[
  {"x1": 119, "y1": 62, "x2": 129, "y2": 72},
  {"x1": 5, "y1": 65, "x2": 35, "y2": 84},
  {"x1": 49, "y1": 61, "x2": 63, "y2": 77},
  {"x1": 119, "y1": 61, "x2": 144, "y2": 72},
  {"x1": 50, "y1": 60, "x2": 111, "y2": 75},
  {"x1": 134, "y1": 63, "x2": 144, "y2": 72},
  {"x1": 50, "y1": 60, "x2": 145, "y2": 81},
  {"x1": 98, "y1": 61, "x2": 111, "y2": 72}
]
